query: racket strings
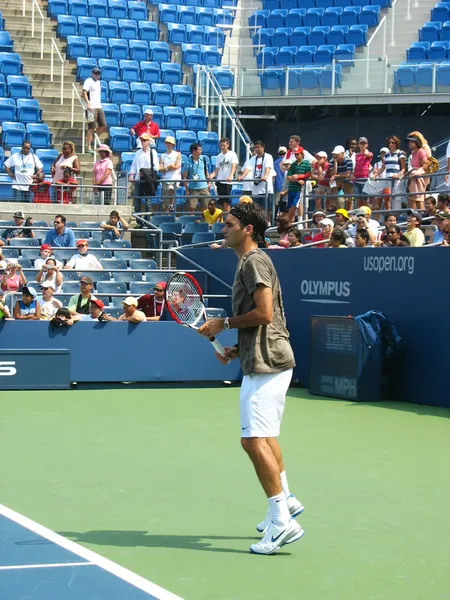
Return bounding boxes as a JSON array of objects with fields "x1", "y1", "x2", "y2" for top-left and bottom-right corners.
[{"x1": 166, "y1": 275, "x2": 204, "y2": 325}]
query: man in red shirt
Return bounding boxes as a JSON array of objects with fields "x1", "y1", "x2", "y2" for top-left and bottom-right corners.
[
  {"x1": 130, "y1": 109, "x2": 160, "y2": 149},
  {"x1": 137, "y1": 281, "x2": 166, "y2": 321}
]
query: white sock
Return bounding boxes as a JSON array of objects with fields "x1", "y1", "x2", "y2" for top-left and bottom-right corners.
[
  {"x1": 280, "y1": 470, "x2": 291, "y2": 498},
  {"x1": 268, "y1": 492, "x2": 290, "y2": 527}
]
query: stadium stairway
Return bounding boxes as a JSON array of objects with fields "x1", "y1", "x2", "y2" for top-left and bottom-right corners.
[{"x1": 0, "y1": 0, "x2": 113, "y2": 183}]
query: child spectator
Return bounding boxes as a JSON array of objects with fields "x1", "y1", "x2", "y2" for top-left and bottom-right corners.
[
  {"x1": 13, "y1": 286, "x2": 41, "y2": 320},
  {"x1": 56, "y1": 167, "x2": 78, "y2": 204},
  {"x1": 31, "y1": 172, "x2": 52, "y2": 203}
]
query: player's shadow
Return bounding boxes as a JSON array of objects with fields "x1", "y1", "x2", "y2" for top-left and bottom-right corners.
[{"x1": 58, "y1": 530, "x2": 290, "y2": 555}]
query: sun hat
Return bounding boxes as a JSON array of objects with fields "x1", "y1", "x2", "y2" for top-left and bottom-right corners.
[
  {"x1": 97, "y1": 144, "x2": 112, "y2": 154},
  {"x1": 122, "y1": 296, "x2": 138, "y2": 306},
  {"x1": 165, "y1": 135, "x2": 176, "y2": 145}
]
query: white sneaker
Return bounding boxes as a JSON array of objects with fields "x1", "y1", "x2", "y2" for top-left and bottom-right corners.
[
  {"x1": 256, "y1": 494, "x2": 304, "y2": 534},
  {"x1": 250, "y1": 518, "x2": 304, "y2": 555}
]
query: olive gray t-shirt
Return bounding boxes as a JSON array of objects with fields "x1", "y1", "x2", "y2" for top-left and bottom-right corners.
[{"x1": 232, "y1": 249, "x2": 295, "y2": 375}]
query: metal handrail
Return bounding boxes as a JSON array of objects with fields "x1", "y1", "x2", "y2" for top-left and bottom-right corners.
[
  {"x1": 24, "y1": 0, "x2": 45, "y2": 59},
  {"x1": 50, "y1": 39, "x2": 65, "y2": 105}
]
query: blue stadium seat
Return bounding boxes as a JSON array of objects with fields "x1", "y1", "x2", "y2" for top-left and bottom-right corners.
[
  {"x1": 360, "y1": 5, "x2": 380, "y2": 27},
  {"x1": 120, "y1": 103, "x2": 141, "y2": 126},
  {"x1": 26, "y1": 123, "x2": 52, "y2": 149},
  {"x1": 62, "y1": 282, "x2": 84, "y2": 294},
  {"x1": 97, "y1": 281, "x2": 127, "y2": 296},
  {"x1": 178, "y1": 5, "x2": 197, "y2": 24},
  {"x1": 341, "y1": 6, "x2": 361, "y2": 26},
  {"x1": 76, "y1": 57, "x2": 97, "y2": 80},
  {"x1": 143, "y1": 104, "x2": 163, "y2": 127},
  {"x1": 120, "y1": 151, "x2": 135, "y2": 171},
  {"x1": 372, "y1": 0, "x2": 391, "y2": 8},
  {"x1": 431, "y1": 3, "x2": 450, "y2": 22},
  {"x1": 181, "y1": 43, "x2": 201, "y2": 65},
  {"x1": 176, "y1": 129, "x2": 197, "y2": 153},
  {"x1": 100, "y1": 79, "x2": 108, "y2": 102},
  {"x1": 158, "y1": 4, "x2": 178, "y2": 24},
  {"x1": 316, "y1": 44, "x2": 336, "y2": 64},
  {"x1": 113, "y1": 270, "x2": 142, "y2": 284},
  {"x1": 164, "y1": 106, "x2": 185, "y2": 128},
  {"x1": 138, "y1": 21, "x2": 158, "y2": 42},
  {"x1": 17, "y1": 99, "x2": 42, "y2": 123},
  {"x1": 108, "y1": 0, "x2": 127, "y2": 19},
  {"x1": 291, "y1": 26, "x2": 311, "y2": 46},
  {"x1": 103, "y1": 307, "x2": 122, "y2": 318},
  {"x1": 130, "y1": 281, "x2": 156, "y2": 295},
  {"x1": 263, "y1": 0, "x2": 280, "y2": 8},
  {"x1": 394, "y1": 65, "x2": 416, "y2": 92},
  {"x1": 300, "y1": 68, "x2": 320, "y2": 92},
  {"x1": 429, "y1": 40, "x2": 450, "y2": 60},
  {"x1": 211, "y1": 221, "x2": 225, "y2": 235},
  {"x1": 272, "y1": 27, "x2": 292, "y2": 48},
  {"x1": 109, "y1": 81, "x2": 131, "y2": 103},
  {"x1": 140, "y1": 61, "x2": 161, "y2": 84},
  {"x1": 407, "y1": 41, "x2": 430, "y2": 62},
  {"x1": 172, "y1": 84, "x2": 194, "y2": 107},
  {"x1": 150, "y1": 41, "x2": 171, "y2": 62},
  {"x1": 0, "y1": 97, "x2": 16, "y2": 121},
  {"x1": 198, "y1": 130, "x2": 219, "y2": 155},
  {"x1": 436, "y1": 61, "x2": 450, "y2": 91},
  {"x1": 108, "y1": 38, "x2": 129, "y2": 59},
  {"x1": 89, "y1": 248, "x2": 113, "y2": 260},
  {"x1": 276, "y1": 45, "x2": 298, "y2": 66},
  {"x1": 281, "y1": 0, "x2": 298, "y2": 8},
  {"x1": 151, "y1": 83, "x2": 172, "y2": 105},
  {"x1": 151, "y1": 215, "x2": 175, "y2": 226},
  {"x1": 323, "y1": 7, "x2": 342, "y2": 27},
  {"x1": 130, "y1": 81, "x2": 151, "y2": 104},
  {"x1": 184, "y1": 221, "x2": 209, "y2": 233},
  {"x1": 98, "y1": 17, "x2": 118, "y2": 38},
  {"x1": 69, "y1": 0, "x2": 88, "y2": 16},
  {"x1": 204, "y1": 25, "x2": 225, "y2": 47},
  {"x1": 198, "y1": 7, "x2": 216, "y2": 26},
  {"x1": 253, "y1": 28, "x2": 274, "y2": 50},
  {"x1": 57, "y1": 15, "x2": 78, "y2": 37},
  {"x1": 88, "y1": 36, "x2": 109, "y2": 58},
  {"x1": 347, "y1": 24, "x2": 368, "y2": 46},
  {"x1": 353, "y1": 0, "x2": 371, "y2": 6},
  {"x1": 441, "y1": 21, "x2": 450, "y2": 41},
  {"x1": 78, "y1": 16, "x2": 98, "y2": 36},
  {"x1": 201, "y1": 44, "x2": 221, "y2": 66},
  {"x1": 178, "y1": 215, "x2": 200, "y2": 227},
  {"x1": 110, "y1": 127, "x2": 134, "y2": 151},
  {"x1": 296, "y1": 45, "x2": 316, "y2": 65},
  {"x1": 168, "y1": 23, "x2": 188, "y2": 45},
  {"x1": 128, "y1": 1, "x2": 147, "y2": 20},
  {"x1": 335, "y1": 43, "x2": 355, "y2": 65},
  {"x1": 304, "y1": 8, "x2": 325, "y2": 27},
  {"x1": 48, "y1": 0, "x2": 68, "y2": 17},
  {"x1": 120, "y1": 59, "x2": 140, "y2": 82},
  {"x1": 36, "y1": 149, "x2": 59, "y2": 173},
  {"x1": 98, "y1": 58, "x2": 119, "y2": 80},
  {"x1": 0, "y1": 53, "x2": 23, "y2": 76},
  {"x1": 156, "y1": 128, "x2": 174, "y2": 152},
  {"x1": 89, "y1": 0, "x2": 108, "y2": 17},
  {"x1": 161, "y1": 62, "x2": 182, "y2": 84},
  {"x1": 186, "y1": 24, "x2": 206, "y2": 44},
  {"x1": 213, "y1": 8, "x2": 233, "y2": 26},
  {"x1": 212, "y1": 67, "x2": 234, "y2": 90},
  {"x1": 267, "y1": 9, "x2": 288, "y2": 29},
  {"x1": 129, "y1": 40, "x2": 149, "y2": 61},
  {"x1": 310, "y1": 25, "x2": 330, "y2": 46},
  {"x1": 256, "y1": 46, "x2": 278, "y2": 68},
  {"x1": 191, "y1": 232, "x2": 215, "y2": 244},
  {"x1": 416, "y1": 63, "x2": 433, "y2": 89},
  {"x1": 300, "y1": 0, "x2": 315, "y2": 8},
  {"x1": 10, "y1": 238, "x2": 39, "y2": 247},
  {"x1": 328, "y1": 25, "x2": 348, "y2": 45},
  {"x1": 287, "y1": 8, "x2": 306, "y2": 28},
  {"x1": 67, "y1": 35, "x2": 88, "y2": 58},
  {"x1": 7, "y1": 75, "x2": 32, "y2": 99},
  {"x1": 184, "y1": 107, "x2": 207, "y2": 130},
  {"x1": 103, "y1": 240, "x2": 132, "y2": 249},
  {"x1": 248, "y1": 9, "x2": 269, "y2": 29},
  {"x1": 118, "y1": 19, "x2": 138, "y2": 40}
]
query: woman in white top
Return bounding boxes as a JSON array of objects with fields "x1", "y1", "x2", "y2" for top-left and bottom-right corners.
[
  {"x1": 35, "y1": 257, "x2": 64, "y2": 293},
  {"x1": 51, "y1": 141, "x2": 80, "y2": 183}
]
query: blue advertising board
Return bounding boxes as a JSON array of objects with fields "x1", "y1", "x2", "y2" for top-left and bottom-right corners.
[{"x1": 0, "y1": 349, "x2": 71, "y2": 390}]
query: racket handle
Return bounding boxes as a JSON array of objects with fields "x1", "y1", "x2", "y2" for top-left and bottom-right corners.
[{"x1": 210, "y1": 336, "x2": 226, "y2": 356}]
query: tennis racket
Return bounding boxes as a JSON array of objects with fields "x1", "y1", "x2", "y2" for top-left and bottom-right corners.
[{"x1": 165, "y1": 272, "x2": 227, "y2": 357}]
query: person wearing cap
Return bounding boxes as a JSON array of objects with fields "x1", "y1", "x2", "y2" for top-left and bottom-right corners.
[
  {"x1": 334, "y1": 208, "x2": 351, "y2": 236},
  {"x1": 273, "y1": 146, "x2": 288, "y2": 215},
  {"x1": 329, "y1": 145, "x2": 354, "y2": 211},
  {"x1": 238, "y1": 140, "x2": 274, "y2": 213},
  {"x1": 404, "y1": 210, "x2": 425, "y2": 247},
  {"x1": 0, "y1": 289, "x2": 12, "y2": 320},
  {"x1": 83, "y1": 68, "x2": 107, "y2": 154},
  {"x1": 373, "y1": 148, "x2": 389, "y2": 181},
  {"x1": 137, "y1": 282, "x2": 166, "y2": 321},
  {"x1": 44, "y1": 214, "x2": 76, "y2": 248},
  {"x1": 130, "y1": 108, "x2": 160, "y2": 149},
  {"x1": 1, "y1": 259, "x2": 27, "y2": 294},
  {"x1": 65, "y1": 239, "x2": 103, "y2": 271},
  {"x1": 100, "y1": 210, "x2": 130, "y2": 242},
  {"x1": 37, "y1": 281, "x2": 62, "y2": 320},
  {"x1": 4, "y1": 141, "x2": 43, "y2": 202},
  {"x1": 183, "y1": 143, "x2": 211, "y2": 212},
  {"x1": 286, "y1": 147, "x2": 311, "y2": 222},
  {"x1": 36, "y1": 257, "x2": 63, "y2": 293},
  {"x1": 93, "y1": 144, "x2": 114, "y2": 205},
  {"x1": 129, "y1": 133, "x2": 159, "y2": 213},
  {"x1": 310, "y1": 151, "x2": 331, "y2": 211},
  {"x1": 13, "y1": 286, "x2": 40, "y2": 320},
  {"x1": 312, "y1": 217, "x2": 334, "y2": 248},
  {"x1": 159, "y1": 135, "x2": 181, "y2": 212},
  {"x1": 347, "y1": 207, "x2": 379, "y2": 243},
  {"x1": 210, "y1": 137, "x2": 239, "y2": 213},
  {"x1": 351, "y1": 137, "x2": 373, "y2": 206},
  {"x1": 0, "y1": 211, "x2": 28, "y2": 247},
  {"x1": 118, "y1": 296, "x2": 146, "y2": 323},
  {"x1": 78, "y1": 298, "x2": 115, "y2": 322},
  {"x1": 406, "y1": 135, "x2": 428, "y2": 210},
  {"x1": 68, "y1": 276, "x2": 97, "y2": 316},
  {"x1": 430, "y1": 211, "x2": 447, "y2": 244}
]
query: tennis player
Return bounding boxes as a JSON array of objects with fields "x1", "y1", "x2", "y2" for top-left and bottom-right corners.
[{"x1": 198, "y1": 203, "x2": 304, "y2": 555}]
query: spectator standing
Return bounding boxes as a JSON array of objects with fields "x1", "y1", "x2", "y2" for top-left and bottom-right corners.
[
  {"x1": 13, "y1": 286, "x2": 40, "y2": 320},
  {"x1": 36, "y1": 257, "x2": 63, "y2": 293},
  {"x1": 284, "y1": 135, "x2": 315, "y2": 164},
  {"x1": 329, "y1": 145, "x2": 353, "y2": 211},
  {"x1": 64, "y1": 239, "x2": 103, "y2": 270},
  {"x1": 119, "y1": 296, "x2": 146, "y2": 322},
  {"x1": 4, "y1": 141, "x2": 43, "y2": 202},
  {"x1": 31, "y1": 173, "x2": 52, "y2": 204},
  {"x1": 183, "y1": 143, "x2": 210, "y2": 212},
  {"x1": 68, "y1": 276, "x2": 96, "y2": 315},
  {"x1": 44, "y1": 214, "x2": 76, "y2": 247},
  {"x1": 159, "y1": 135, "x2": 181, "y2": 213},
  {"x1": 286, "y1": 147, "x2": 311, "y2": 222},
  {"x1": 201, "y1": 199, "x2": 223, "y2": 225},
  {"x1": 51, "y1": 141, "x2": 80, "y2": 184},
  {"x1": 93, "y1": 144, "x2": 114, "y2": 205},
  {"x1": 55, "y1": 168, "x2": 78, "y2": 204},
  {"x1": 344, "y1": 138, "x2": 358, "y2": 169},
  {"x1": 239, "y1": 146, "x2": 256, "y2": 196},
  {"x1": 83, "y1": 67, "x2": 106, "y2": 154},
  {"x1": 130, "y1": 108, "x2": 160, "y2": 149},
  {"x1": 34, "y1": 244, "x2": 63, "y2": 270},
  {"x1": 406, "y1": 135, "x2": 428, "y2": 209},
  {"x1": 404, "y1": 211, "x2": 425, "y2": 247},
  {"x1": 210, "y1": 137, "x2": 238, "y2": 214},
  {"x1": 238, "y1": 140, "x2": 274, "y2": 211},
  {"x1": 1, "y1": 260, "x2": 26, "y2": 294},
  {"x1": 375, "y1": 136, "x2": 407, "y2": 211},
  {"x1": 312, "y1": 217, "x2": 334, "y2": 247},
  {"x1": 37, "y1": 281, "x2": 62, "y2": 320},
  {"x1": 311, "y1": 151, "x2": 331, "y2": 211},
  {"x1": 129, "y1": 134, "x2": 160, "y2": 213},
  {"x1": 273, "y1": 146, "x2": 288, "y2": 215},
  {"x1": 0, "y1": 211, "x2": 28, "y2": 246},
  {"x1": 352, "y1": 137, "x2": 373, "y2": 206},
  {"x1": 383, "y1": 226, "x2": 410, "y2": 247},
  {"x1": 137, "y1": 281, "x2": 166, "y2": 321},
  {"x1": 100, "y1": 210, "x2": 129, "y2": 242}
]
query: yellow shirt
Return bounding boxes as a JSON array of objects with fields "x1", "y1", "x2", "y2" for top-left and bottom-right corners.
[
  {"x1": 203, "y1": 208, "x2": 223, "y2": 225},
  {"x1": 404, "y1": 228, "x2": 425, "y2": 247}
]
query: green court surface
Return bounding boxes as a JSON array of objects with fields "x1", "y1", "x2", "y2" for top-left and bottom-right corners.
[{"x1": 0, "y1": 385, "x2": 449, "y2": 600}]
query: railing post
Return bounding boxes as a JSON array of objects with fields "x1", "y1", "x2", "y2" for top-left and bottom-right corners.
[
  {"x1": 218, "y1": 97, "x2": 222, "y2": 139},
  {"x1": 71, "y1": 85, "x2": 75, "y2": 127},
  {"x1": 382, "y1": 16, "x2": 386, "y2": 55},
  {"x1": 60, "y1": 61, "x2": 64, "y2": 105},
  {"x1": 366, "y1": 49, "x2": 370, "y2": 88},
  {"x1": 205, "y1": 72, "x2": 210, "y2": 119},
  {"x1": 22, "y1": 0, "x2": 26, "y2": 17},
  {"x1": 284, "y1": 66, "x2": 289, "y2": 96},
  {"x1": 406, "y1": 0, "x2": 412, "y2": 19},
  {"x1": 331, "y1": 59, "x2": 336, "y2": 95},
  {"x1": 432, "y1": 63, "x2": 437, "y2": 93},
  {"x1": 195, "y1": 66, "x2": 201, "y2": 108},
  {"x1": 31, "y1": 1, "x2": 35, "y2": 37},
  {"x1": 390, "y1": 4, "x2": 396, "y2": 46},
  {"x1": 240, "y1": 67, "x2": 246, "y2": 98},
  {"x1": 40, "y1": 18, "x2": 44, "y2": 59},
  {"x1": 50, "y1": 40, "x2": 54, "y2": 82},
  {"x1": 384, "y1": 58, "x2": 389, "y2": 93},
  {"x1": 82, "y1": 110, "x2": 86, "y2": 155}
]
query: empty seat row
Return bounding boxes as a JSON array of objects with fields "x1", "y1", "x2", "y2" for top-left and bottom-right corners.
[
  {"x1": 260, "y1": 64, "x2": 343, "y2": 95},
  {"x1": 67, "y1": 36, "x2": 174, "y2": 61},
  {"x1": 0, "y1": 75, "x2": 32, "y2": 99},
  {"x1": 407, "y1": 40, "x2": 450, "y2": 61},
  {"x1": 419, "y1": 20, "x2": 450, "y2": 42},
  {"x1": 394, "y1": 61, "x2": 450, "y2": 92},
  {"x1": 430, "y1": 3, "x2": 450, "y2": 22},
  {"x1": 256, "y1": 44, "x2": 355, "y2": 67},
  {"x1": 99, "y1": 82, "x2": 194, "y2": 106},
  {"x1": 254, "y1": 24, "x2": 368, "y2": 49},
  {"x1": 249, "y1": 5, "x2": 380, "y2": 29},
  {"x1": 262, "y1": 0, "x2": 390, "y2": 9},
  {"x1": 57, "y1": 15, "x2": 158, "y2": 40},
  {"x1": 149, "y1": 0, "x2": 236, "y2": 7},
  {"x1": 110, "y1": 127, "x2": 219, "y2": 153},
  {"x1": 166, "y1": 23, "x2": 225, "y2": 46},
  {"x1": 1, "y1": 123, "x2": 53, "y2": 149},
  {"x1": 0, "y1": 98, "x2": 42, "y2": 123},
  {"x1": 158, "y1": 5, "x2": 233, "y2": 26},
  {"x1": 107, "y1": 104, "x2": 207, "y2": 130},
  {"x1": 49, "y1": 0, "x2": 148, "y2": 20}
]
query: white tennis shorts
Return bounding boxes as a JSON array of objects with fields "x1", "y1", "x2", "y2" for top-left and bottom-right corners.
[{"x1": 240, "y1": 369, "x2": 293, "y2": 438}]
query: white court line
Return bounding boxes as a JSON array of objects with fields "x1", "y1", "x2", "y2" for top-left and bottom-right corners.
[
  {"x1": 0, "y1": 562, "x2": 95, "y2": 571},
  {"x1": 0, "y1": 504, "x2": 184, "y2": 600}
]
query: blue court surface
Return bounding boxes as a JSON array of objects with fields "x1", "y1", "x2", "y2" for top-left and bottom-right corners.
[{"x1": 0, "y1": 504, "x2": 183, "y2": 600}]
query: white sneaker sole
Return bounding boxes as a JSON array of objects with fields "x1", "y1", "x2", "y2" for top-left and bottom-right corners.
[{"x1": 250, "y1": 527, "x2": 305, "y2": 555}]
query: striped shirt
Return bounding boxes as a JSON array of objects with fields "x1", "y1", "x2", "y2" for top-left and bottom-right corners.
[
  {"x1": 384, "y1": 150, "x2": 405, "y2": 178},
  {"x1": 287, "y1": 159, "x2": 311, "y2": 192}
]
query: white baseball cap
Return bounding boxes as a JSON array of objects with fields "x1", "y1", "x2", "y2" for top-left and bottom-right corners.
[
  {"x1": 315, "y1": 150, "x2": 328, "y2": 159},
  {"x1": 144, "y1": 108, "x2": 153, "y2": 115},
  {"x1": 332, "y1": 145, "x2": 345, "y2": 155},
  {"x1": 320, "y1": 218, "x2": 335, "y2": 227}
]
